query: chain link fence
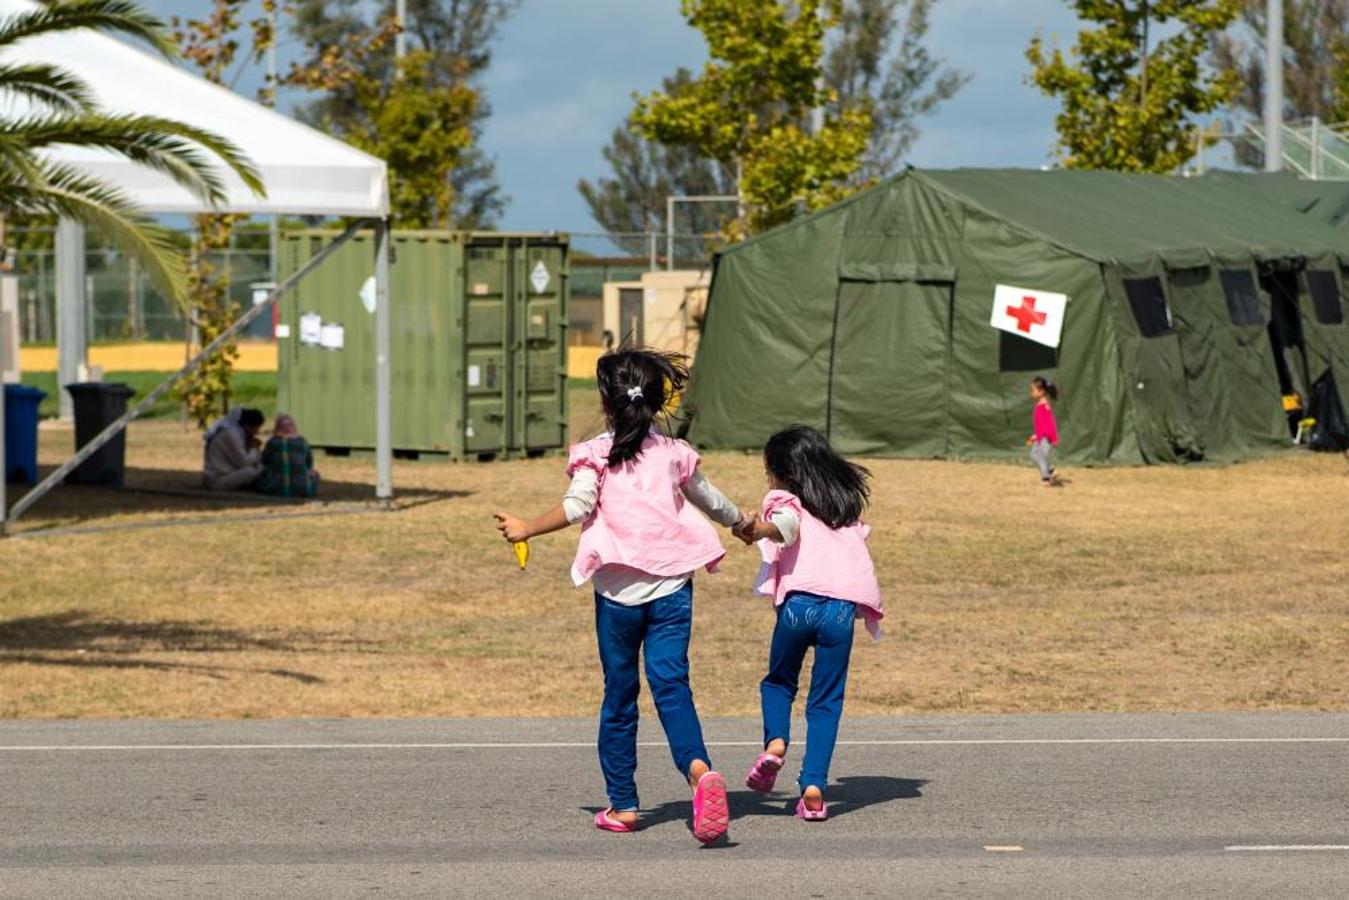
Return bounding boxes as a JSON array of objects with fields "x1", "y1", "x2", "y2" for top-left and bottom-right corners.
[{"x1": 12, "y1": 228, "x2": 720, "y2": 350}]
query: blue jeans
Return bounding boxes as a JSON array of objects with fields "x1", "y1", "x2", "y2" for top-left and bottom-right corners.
[
  {"x1": 760, "y1": 591, "x2": 856, "y2": 793},
  {"x1": 594, "y1": 582, "x2": 710, "y2": 810}
]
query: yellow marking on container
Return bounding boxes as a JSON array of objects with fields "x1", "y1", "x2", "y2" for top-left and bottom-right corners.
[{"x1": 983, "y1": 845, "x2": 1024, "y2": 852}]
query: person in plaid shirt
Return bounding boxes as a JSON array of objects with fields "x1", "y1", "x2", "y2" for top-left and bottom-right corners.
[{"x1": 257, "y1": 415, "x2": 320, "y2": 498}]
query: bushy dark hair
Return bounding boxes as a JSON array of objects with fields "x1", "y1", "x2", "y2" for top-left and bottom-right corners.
[
  {"x1": 763, "y1": 425, "x2": 870, "y2": 529},
  {"x1": 239, "y1": 408, "x2": 265, "y2": 429},
  {"x1": 596, "y1": 348, "x2": 690, "y2": 467},
  {"x1": 1030, "y1": 376, "x2": 1059, "y2": 402}
]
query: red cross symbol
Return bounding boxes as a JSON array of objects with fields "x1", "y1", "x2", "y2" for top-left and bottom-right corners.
[{"x1": 1007, "y1": 295, "x2": 1048, "y2": 333}]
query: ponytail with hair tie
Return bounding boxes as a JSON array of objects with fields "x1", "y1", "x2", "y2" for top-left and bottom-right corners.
[{"x1": 596, "y1": 348, "x2": 690, "y2": 467}]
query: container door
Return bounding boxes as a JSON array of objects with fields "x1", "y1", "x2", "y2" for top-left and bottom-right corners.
[
  {"x1": 463, "y1": 243, "x2": 511, "y2": 455},
  {"x1": 514, "y1": 241, "x2": 568, "y2": 452},
  {"x1": 618, "y1": 288, "x2": 644, "y2": 346},
  {"x1": 828, "y1": 278, "x2": 953, "y2": 457}
]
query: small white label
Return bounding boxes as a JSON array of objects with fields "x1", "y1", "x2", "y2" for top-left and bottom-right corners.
[
  {"x1": 359, "y1": 276, "x2": 377, "y2": 314},
  {"x1": 299, "y1": 312, "x2": 322, "y2": 346},
  {"x1": 468, "y1": 365, "x2": 481, "y2": 387},
  {"x1": 275, "y1": 324, "x2": 291, "y2": 339},
  {"x1": 465, "y1": 421, "x2": 475, "y2": 438},
  {"x1": 320, "y1": 323, "x2": 345, "y2": 350},
  {"x1": 473, "y1": 282, "x2": 490, "y2": 296},
  {"x1": 530, "y1": 260, "x2": 550, "y2": 293},
  {"x1": 644, "y1": 288, "x2": 657, "y2": 304}
]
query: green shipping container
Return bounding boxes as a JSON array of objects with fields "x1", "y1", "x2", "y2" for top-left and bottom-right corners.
[{"x1": 277, "y1": 230, "x2": 569, "y2": 460}]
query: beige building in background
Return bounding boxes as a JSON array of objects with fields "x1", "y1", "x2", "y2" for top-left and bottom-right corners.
[{"x1": 602, "y1": 269, "x2": 710, "y2": 359}]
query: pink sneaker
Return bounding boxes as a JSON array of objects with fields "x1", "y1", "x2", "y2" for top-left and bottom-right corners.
[
  {"x1": 594, "y1": 808, "x2": 639, "y2": 833},
  {"x1": 745, "y1": 752, "x2": 784, "y2": 793},
  {"x1": 691, "y1": 771, "x2": 730, "y2": 843},
  {"x1": 796, "y1": 795, "x2": 828, "y2": 821}
]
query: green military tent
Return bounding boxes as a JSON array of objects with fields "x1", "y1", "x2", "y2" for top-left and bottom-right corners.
[{"x1": 685, "y1": 168, "x2": 1349, "y2": 463}]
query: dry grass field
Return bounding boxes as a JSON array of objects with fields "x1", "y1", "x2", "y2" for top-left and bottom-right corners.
[{"x1": 1, "y1": 386, "x2": 1346, "y2": 719}]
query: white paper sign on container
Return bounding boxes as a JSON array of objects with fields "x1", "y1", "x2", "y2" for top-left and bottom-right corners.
[
  {"x1": 299, "y1": 312, "x2": 322, "y2": 346},
  {"x1": 320, "y1": 323, "x2": 345, "y2": 350}
]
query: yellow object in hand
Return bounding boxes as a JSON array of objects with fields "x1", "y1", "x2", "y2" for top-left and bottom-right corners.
[{"x1": 512, "y1": 541, "x2": 529, "y2": 570}]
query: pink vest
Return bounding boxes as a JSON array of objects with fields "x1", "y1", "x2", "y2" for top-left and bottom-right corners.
[
  {"x1": 754, "y1": 490, "x2": 884, "y2": 639},
  {"x1": 567, "y1": 432, "x2": 726, "y2": 586}
]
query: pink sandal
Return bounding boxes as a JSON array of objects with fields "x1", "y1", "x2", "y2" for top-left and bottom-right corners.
[
  {"x1": 745, "y1": 752, "x2": 784, "y2": 793},
  {"x1": 796, "y1": 795, "x2": 828, "y2": 821},
  {"x1": 691, "y1": 771, "x2": 730, "y2": 843},
  {"x1": 594, "y1": 808, "x2": 639, "y2": 833}
]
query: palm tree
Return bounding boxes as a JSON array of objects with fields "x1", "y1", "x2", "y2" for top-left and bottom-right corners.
[{"x1": 0, "y1": 0, "x2": 264, "y2": 303}]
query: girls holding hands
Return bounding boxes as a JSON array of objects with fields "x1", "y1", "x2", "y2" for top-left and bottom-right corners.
[{"x1": 496, "y1": 349, "x2": 881, "y2": 837}]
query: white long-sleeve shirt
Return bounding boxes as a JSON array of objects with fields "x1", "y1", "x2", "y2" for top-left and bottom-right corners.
[{"x1": 563, "y1": 468, "x2": 741, "y2": 605}]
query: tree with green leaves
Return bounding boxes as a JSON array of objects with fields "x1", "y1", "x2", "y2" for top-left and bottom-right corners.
[
  {"x1": 578, "y1": 69, "x2": 738, "y2": 250},
  {"x1": 172, "y1": 0, "x2": 281, "y2": 426},
  {"x1": 1211, "y1": 1, "x2": 1349, "y2": 167},
  {"x1": 1028, "y1": 0, "x2": 1243, "y2": 172},
  {"x1": 632, "y1": 0, "x2": 872, "y2": 237},
  {"x1": 286, "y1": 0, "x2": 517, "y2": 228},
  {"x1": 0, "y1": 0, "x2": 260, "y2": 304},
  {"x1": 826, "y1": 0, "x2": 968, "y2": 183},
  {"x1": 582, "y1": 1, "x2": 962, "y2": 242}
]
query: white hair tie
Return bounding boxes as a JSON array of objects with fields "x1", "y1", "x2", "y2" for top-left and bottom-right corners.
[{"x1": 626, "y1": 385, "x2": 644, "y2": 402}]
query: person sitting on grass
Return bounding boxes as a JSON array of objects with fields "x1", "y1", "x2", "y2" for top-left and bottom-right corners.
[
  {"x1": 203, "y1": 407, "x2": 265, "y2": 492},
  {"x1": 256, "y1": 414, "x2": 320, "y2": 498}
]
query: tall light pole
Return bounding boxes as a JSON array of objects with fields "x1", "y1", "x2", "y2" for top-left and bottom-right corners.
[
  {"x1": 267, "y1": 1, "x2": 279, "y2": 287},
  {"x1": 1264, "y1": 0, "x2": 1283, "y2": 171},
  {"x1": 395, "y1": 0, "x2": 407, "y2": 59}
]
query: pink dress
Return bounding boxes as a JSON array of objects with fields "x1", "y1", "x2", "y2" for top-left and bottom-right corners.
[
  {"x1": 754, "y1": 490, "x2": 884, "y2": 639},
  {"x1": 1033, "y1": 403, "x2": 1058, "y2": 445},
  {"x1": 567, "y1": 433, "x2": 726, "y2": 587}
]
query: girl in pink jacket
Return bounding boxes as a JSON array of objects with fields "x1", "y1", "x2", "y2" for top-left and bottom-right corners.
[
  {"x1": 1028, "y1": 376, "x2": 1060, "y2": 487},
  {"x1": 736, "y1": 425, "x2": 883, "y2": 821},
  {"x1": 495, "y1": 349, "x2": 746, "y2": 844}
]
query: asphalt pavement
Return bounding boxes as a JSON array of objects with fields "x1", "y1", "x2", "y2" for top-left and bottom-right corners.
[{"x1": 2, "y1": 713, "x2": 1348, "y2": 897}]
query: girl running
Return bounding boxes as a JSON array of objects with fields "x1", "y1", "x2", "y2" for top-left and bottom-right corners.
[
  {"x1": 494, "y1": 349, "x2": 746, "y2": 844},
  {"x1": 734, "y1": 425, "x2": 883, "y2": 821},
  {"x1": 1028, "y1": 376, "x2": 1059, "y2": 487}
]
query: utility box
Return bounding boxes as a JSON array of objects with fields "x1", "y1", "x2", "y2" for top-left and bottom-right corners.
[{"x1": 277, "y1": 230, "x2": 569, "y2": 460}]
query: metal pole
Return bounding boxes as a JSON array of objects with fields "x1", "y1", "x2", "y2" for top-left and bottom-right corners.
[
  {"x1": 4, "y1": 220, "x2": 372, "y2": 529},
  {"x1": 1, "y1": 306, "x2": 6, "y2": 530},
  {"x1": 374, "y1": 219, "x2": 392, "y2": 502},
  {"x1": 1264, "y1": 0, "x2": 1283, "y2": 172},
  {"x1": 1311, "y1": 115, "x2": 1320, "y2": 179},
  {"x1": 648, "y1": 231, "x2": 657, "y2": 272},
  {"x1": 666, "y1": 196, "x2": 675, "y2": 272},
  {"x1": 395, "y1": 0, "x2": 407, "y2": 59},
  {"x1": 267, "y1": 1, "x2": 280, "y2": 288},
  {"x1": 54, "y1": 218, "x2": 86, "y2": 421},
  {"x1": 811, "y1": 0, "x2": 825, "y2": 135}
]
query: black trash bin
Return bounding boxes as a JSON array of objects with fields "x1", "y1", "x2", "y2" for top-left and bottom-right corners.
[{"x1": 65, "y1": 382, "x2": 136, "y2": 486}]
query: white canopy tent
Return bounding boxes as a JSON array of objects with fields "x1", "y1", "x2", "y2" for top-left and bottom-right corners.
[{"x1": 0, "y1": 0, "x2": 394, "y2": 531}]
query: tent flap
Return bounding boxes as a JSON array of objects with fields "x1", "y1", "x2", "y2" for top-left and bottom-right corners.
[{"x1": 838, "y1": 261, "x2": 956, "y2": 283}]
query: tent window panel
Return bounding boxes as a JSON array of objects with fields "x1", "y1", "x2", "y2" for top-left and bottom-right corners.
[
  {"x1": 999, "y1": 331, "x2": 1057, "y2": 372},
  {"x1": 1123, "y1": 276, "x2": 1173, "y2": 337},
  {"x1": 1218, "y1": 270, "x2": 1264, "y2": 326},
  {"x1": 1306, "y1": 270, "x2": 1344, "y2": 325}
]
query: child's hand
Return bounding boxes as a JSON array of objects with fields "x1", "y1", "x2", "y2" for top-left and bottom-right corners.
[
  {"x1": 732, "y1": 511, "x2": 760, "y2": 546},
  {"x1": 494, "y1": 512, "x2": 530, "y2": 543}
]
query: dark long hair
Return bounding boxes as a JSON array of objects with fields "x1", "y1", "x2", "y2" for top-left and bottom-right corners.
[
  {"x1": 1031, "y1": 376, "x2": 1059, "y2": 402},
  {"x1": 596, "y1": 348, "x2": 690, "y2": 467},
  {"x1": 763, "y1": 425, "x2": 870, "y2": 529}
]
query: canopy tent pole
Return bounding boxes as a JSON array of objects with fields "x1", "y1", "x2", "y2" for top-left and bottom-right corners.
[
  {"x1": 374, "y1": 219, "x2": 392, "y2": 502},
  {"x1": 1, "y1": 220, "x2": 372, "y2": 534},
  {"x1": 54, "y1": 218, "x2": 87, "y2": 422}
]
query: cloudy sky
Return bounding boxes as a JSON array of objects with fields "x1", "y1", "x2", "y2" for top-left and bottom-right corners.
[{"x1": 143, "y1": 1, "x2": 1102, "y2": 231}]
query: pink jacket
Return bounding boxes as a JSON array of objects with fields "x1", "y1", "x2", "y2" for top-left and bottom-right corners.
[
  {"x1": 1033, "y1": 403, "x2": 1058, "y2": 445},
  {"x1": 567, "y1": 433, "x2": 726, "y2": 586},
  {"x1": 754, "y1": 490, "x2": 884, "y2": 639}
]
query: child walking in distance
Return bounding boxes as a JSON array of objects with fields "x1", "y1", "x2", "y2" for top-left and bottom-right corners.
[
  {"x1": 734, "y1": 425, "x2": 883, "y2": 822},
  {"x1": 494, "y1": 349, "x2": 747, "y2": 844},
  {"x1": 1028, "y1": 376, "x2": 1059, "y2": 487}
]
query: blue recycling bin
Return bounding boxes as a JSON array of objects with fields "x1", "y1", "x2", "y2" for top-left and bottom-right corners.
[{"x1": 4, "y1": 383, "x2": 46, "y2": 484}]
